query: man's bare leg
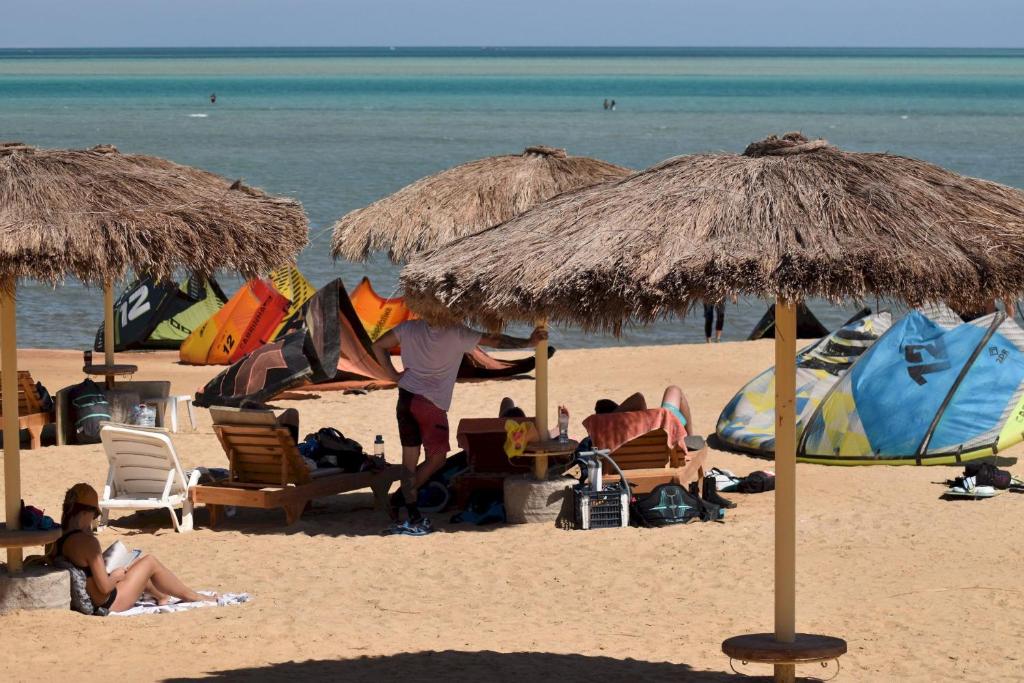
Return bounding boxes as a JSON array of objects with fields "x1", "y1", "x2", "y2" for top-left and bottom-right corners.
[
  {"x1": 400, "y1": 445, "x2": 421, "y2": 507},
  {"x1": 413, "y1": 450, "x2": 447, "y2": 489}
]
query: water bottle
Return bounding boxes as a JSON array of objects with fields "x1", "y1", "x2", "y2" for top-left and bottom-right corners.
[
  {"x1": 557, "y1": 409, "x2": 569, "y2": 444},
  {"x1": 131, "y1": 403, "x2": 156, "y2": 428},
  {"x1": 373, "y1": 434, "x2": 385, "y2": 460}
]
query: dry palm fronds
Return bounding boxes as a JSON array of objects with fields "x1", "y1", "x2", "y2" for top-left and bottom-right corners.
[
  {"x1": 0, "y1": 142, "x2": 308, "y2": 286},
  {"x1": 401, "y1": 133, "x2": 1024, "y2": 331},
  {"x1": 331, "y1": 146, "x2": 631, "y2": 263}
]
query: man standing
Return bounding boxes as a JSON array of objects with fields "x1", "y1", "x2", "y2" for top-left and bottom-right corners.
[{"x1": 372, "y1": 320, "x2": 547, "y2": 535}]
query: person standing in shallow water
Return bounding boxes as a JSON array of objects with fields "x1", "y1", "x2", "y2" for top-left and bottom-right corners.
[
  {"x1": 372, "y1": 319, "x2": 547, "y2": 536},
  {"x1": 704, "y1": 295, "x2": 737, "y2": 343}
]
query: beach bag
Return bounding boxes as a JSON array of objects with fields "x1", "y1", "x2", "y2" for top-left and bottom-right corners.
[
  {"x1": 965, "y1": 462, "x2": 1012, "y2": 490},
  {"x1": 52, "y1": 557, "x2": 106, "y2": 616},
  {"x1": 67, "y1": 379, "x2": 111, "y2": 445},
  {"x1": 417, "y1": 451, "x2": 470, "y2": 513},
  {"x1": 304, "y1": 427, "x2": 366, "y2": 472},
  {"x1": 631, "y1": 484, "x2": 722, "y2": 527},
  {"x1": 738, "y1": 470, "x2": 776, "y2": 494}
]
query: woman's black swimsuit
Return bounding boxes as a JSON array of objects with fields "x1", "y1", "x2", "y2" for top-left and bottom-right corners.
[{"x1": 56, "y1": 529, "x2": 117, "y2": 609}]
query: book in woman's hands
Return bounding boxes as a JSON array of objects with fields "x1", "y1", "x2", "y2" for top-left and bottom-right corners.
[{"x1": 102, "y1": 540, "x2": 141, "y2": 573}]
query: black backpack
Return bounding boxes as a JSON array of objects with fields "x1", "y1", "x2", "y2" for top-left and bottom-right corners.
[
  {"x1": 964, "y1": 462, "x2": 1012, "y2": 490},
  {"x1": 67, "y1": 379, "x2": 111, "y2": 444},
  {"x1": 304, "y1": 427, "x2": 366, "y2": 473},
  {"x1": 631, "y1": 483, "x2": 723, "y2": 527}
]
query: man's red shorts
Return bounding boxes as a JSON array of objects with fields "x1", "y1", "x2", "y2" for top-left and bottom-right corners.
[{"x1": 396, "y1": 388, "x2": 450, "y2": 456}]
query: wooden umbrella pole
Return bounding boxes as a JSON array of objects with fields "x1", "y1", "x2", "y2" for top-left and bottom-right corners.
[
  {"x1": 104, "y1": 279, "x2": 115, "y2": 387},
  {"x1": 533, "y1": 317, "x2": 549, "y2": 479},
  {"x1": 104, "y1": 279, "x2": 115, "y2": 366},
  {"x1": 1, "y1": 282, "x2": 23, "y2": 572},
  {"x1": 774, "y1": 298, "x2": 798, "y2": 682}
]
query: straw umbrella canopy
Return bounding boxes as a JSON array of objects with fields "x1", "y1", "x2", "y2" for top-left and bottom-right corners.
[
  {"x1": 0, "y1": 142, "x2": 308, "y2": 572},
  {"x1": 331, "y1": 145, "x2": 631, "y2": 264},
  {"x1": 401, "y1": 133, "x2": 1024, "y2": 681}
]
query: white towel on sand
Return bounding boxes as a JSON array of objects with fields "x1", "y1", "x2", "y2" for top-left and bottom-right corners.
[{"x1": 110, "y1": 591, "x2": 249, "y2": 617}]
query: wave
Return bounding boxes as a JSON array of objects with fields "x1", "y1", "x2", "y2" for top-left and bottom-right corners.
[{"x1": 188, "y1": 113, "x2": 208, "y2": 118}]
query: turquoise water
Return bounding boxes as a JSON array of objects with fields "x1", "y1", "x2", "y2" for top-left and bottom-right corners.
[{"x1": 2, "y1": 47, "x2": 1023, "y2": 348}]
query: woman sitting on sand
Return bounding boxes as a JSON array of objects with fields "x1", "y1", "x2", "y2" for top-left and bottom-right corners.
[{"x1": 53, "y1": 483, "x2": 211, "y2": 612}]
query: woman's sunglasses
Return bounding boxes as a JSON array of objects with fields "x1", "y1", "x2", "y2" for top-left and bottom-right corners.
[{"x1": 70, "y1": 502, "x2": 101, "y2": 519}]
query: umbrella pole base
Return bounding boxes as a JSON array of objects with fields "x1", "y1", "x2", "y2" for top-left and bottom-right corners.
[{"x1": 722, "y1": 632, "x2": 847, "y2": 682}]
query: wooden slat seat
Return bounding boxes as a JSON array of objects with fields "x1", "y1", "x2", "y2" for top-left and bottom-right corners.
[
  {"x1": 0, "y1": 371, "x2": 54, "y2": 449},
  {"x1": 190, "y1": 407, "x2": 399, "y2": 527}
]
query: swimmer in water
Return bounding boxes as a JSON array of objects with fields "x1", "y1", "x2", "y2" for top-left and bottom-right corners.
[{"x1": 210, "y1": 93, "x2": 216, "y2": 104}]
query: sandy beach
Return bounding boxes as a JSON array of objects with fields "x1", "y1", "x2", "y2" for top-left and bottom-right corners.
[{"x1": 3, "y1": 341, "x2": 1023, "y2": 682}]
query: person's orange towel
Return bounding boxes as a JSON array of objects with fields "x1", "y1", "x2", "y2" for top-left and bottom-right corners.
[{"x1": 582, "y1": 408, "x2": 688, "y2": 455}]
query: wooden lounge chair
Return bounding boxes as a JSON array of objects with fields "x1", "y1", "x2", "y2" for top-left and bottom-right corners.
[
  {"x1": 0, "y1": 371, "x2": 54, "y2": 449},
  {"x1": 604, "y1": 429, "x2": 708, "y2": 495},
  {"x1": 99, "y1": 424, "x2": 200, "y2": 533},
  {"x1": 190, "y1": 407, "x2": 400, "y2": 527}
]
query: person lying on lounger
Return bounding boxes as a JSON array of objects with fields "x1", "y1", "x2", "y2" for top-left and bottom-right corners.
[
  {"x1": 593, "y1": 385, "x2": 693, "y2": 432},
  {"x1": 53, "y1": 483, "x2": 212, "y2": 612}
]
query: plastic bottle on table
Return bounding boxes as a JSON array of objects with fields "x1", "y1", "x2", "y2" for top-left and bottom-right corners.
[
  {"x1": 557, "y1": 406, "x2": 569, "y2": 444},
  {"x1": 373, "y1": 434, "x2": 385, "y2": 460}
]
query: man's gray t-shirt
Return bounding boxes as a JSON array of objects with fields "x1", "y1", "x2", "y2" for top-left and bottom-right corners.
[{"x1": 394, "y1": 320, "x2": 482, "y2": 411}]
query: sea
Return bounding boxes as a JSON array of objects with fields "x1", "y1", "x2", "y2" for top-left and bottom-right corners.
[{"x1": 2, "y1": 47, "x2": 1023, "y2": 349}]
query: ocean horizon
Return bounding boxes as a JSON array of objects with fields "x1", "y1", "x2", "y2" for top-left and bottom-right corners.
[{"x1": 3, "y1": 46, "x2": 1023, "y2": 349}]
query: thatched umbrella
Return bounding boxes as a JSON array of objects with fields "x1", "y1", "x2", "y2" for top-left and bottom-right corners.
[
  {"x1": 333, "y1": 145, "x2": 630, "y2": 457},
  {"x1": 331, "y1": 145, "x2": 631, "y2": 264},
  {"x1": 401, "y1": 133, "x2": 1024, "y2": 681},
  {"x1": 0, "y1": 142, "x2": 308, "y2": 572}
]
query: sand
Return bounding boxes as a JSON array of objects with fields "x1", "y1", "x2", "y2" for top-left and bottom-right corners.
[{"x1": 2, "y1": 342, "x2": 1023, "y2": 682}]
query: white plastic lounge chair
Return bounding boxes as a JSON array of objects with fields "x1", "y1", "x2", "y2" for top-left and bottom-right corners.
[{"x1": 99, "y1": 424, "x2": 201, "y2": 533}]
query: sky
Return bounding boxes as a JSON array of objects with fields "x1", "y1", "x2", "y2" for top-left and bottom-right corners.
[{"x1": 1, "y1": 0, "x2": 1022, "y2": 49}]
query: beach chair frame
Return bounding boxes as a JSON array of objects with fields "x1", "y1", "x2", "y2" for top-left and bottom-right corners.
[
  {"x1": 0, "y1": 370, "x2": 54, "y2": 449},
  {"x1": 98, "y1": 423, "x2": 201, "y2": 532},
  {"x1": 607, "y1": 428, "x2": 707, "y2": 494},
  {"x1": 191, "y1": 407, "x2": 399, "y2": 527}
]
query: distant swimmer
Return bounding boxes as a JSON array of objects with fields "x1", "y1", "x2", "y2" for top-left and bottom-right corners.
[
  {"x1": 603, "y1": 99, "x2": 609, "y2": 110},
  {"x1": 209, "y1": 93, "x2": 216, "y2": 104},
  {"x1": 610, "y1": 99, "x2": 616, "y2": 111}
]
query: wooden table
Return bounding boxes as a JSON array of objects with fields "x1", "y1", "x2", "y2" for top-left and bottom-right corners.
[
  {"x1": 722, "y1": 633, "x2": 847, "y2": 681},
  {"x1": 0, "y1": 524, "x2": 61, "y2": 574},
  {"x1": 520, "y1": 438, "x2": 578, "y2": 479},
  {"x1": 83, "y1": 363, "x2": 138, "y2": 388}
]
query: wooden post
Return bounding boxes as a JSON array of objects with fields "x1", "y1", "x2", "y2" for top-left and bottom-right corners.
[
  {"x1": 774, "y1": 298, "x2": 797, "y2": 683},
  {"x1": 533, "y1": 317, "x2": 549, "y2": 479},
  {"x1": 1, "y1": 282, "x2": 22, "y2": 573},
  {"x1": 104, "y1": 279, "x2": 115, "y2": 388}
]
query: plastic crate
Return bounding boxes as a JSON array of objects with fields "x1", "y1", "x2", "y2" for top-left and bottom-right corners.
[{"x1": 574, "y1": 484, "x2": 629, "y2": 529}]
